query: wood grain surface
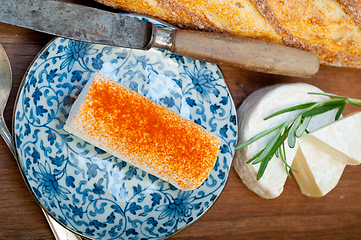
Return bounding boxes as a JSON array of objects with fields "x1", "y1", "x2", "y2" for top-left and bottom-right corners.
[{"x1": 0, "y1": 1, "x2": 361, "y2": 239}]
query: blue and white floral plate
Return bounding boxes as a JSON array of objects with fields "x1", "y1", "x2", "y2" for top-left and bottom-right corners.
[{"x1": 13, "y1": 15, "x2": 237, "y2": 240}]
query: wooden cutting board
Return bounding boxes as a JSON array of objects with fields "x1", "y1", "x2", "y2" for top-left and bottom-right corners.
[{"x1": 0, "y1": 0, "x2": 361, "y2": 239}]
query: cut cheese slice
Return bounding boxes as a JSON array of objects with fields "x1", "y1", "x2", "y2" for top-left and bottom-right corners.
[
  {"x1": 64, "y1": 73, "x2": 221, "y2": 191},
  {"x1": 307, "y1": 111, "x2": 361, "y2": 165},
  {"x1": 292, "y1": 135, "x2": 346, "y2": 197},
  {"x1": 234, "y1": 83, "x2": 337, "y2": 199}
]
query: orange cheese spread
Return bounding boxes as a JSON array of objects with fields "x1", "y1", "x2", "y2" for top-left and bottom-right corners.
[{"x1": 64, "y1": 73, "x2": 221, "y2": 190}]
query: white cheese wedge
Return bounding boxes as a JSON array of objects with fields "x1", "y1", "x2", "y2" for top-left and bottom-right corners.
[
  {"x1": 306, "y1": 111, "x2": 361, "y2": 165},
  {"x1": 292, "y1": 135, "x2": 346, "y2": 197},
  {"x1": 234, "y1": 83, "x2": 337, "y2": 199}
]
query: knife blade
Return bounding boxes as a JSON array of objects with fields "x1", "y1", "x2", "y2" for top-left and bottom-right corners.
[
  {"x1": 0, "y1": 0, "x2": 153, "y2": 49},
  {"x1": 0, "y1": 0, "x2": 319, "y2": 77}
]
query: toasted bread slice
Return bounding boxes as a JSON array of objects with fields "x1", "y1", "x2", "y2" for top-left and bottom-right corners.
[{"x1": 251, "y1": 0, "x2": 361, "y2": 68}]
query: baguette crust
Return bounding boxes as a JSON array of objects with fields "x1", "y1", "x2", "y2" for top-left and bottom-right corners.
[
  {"x1": 96, "y1": 0, "x2": 361, "y2": 68},
  {"x1": 96, "y1": 0, "x2": 214, "y2": 30},
  {"x1": 337, "y1": 0, "x2": 361, "y2": 28},
  {"x1": 162, "y1": 0, "x2": 283, "y2": 43},
  {"x1": 252, "y1": 0, "x2": 361, "y2": 68},
  {"x1": 64, "y1": 73, "x2": 221, "y2": 191},
  {"x1": 95, "y1": 0, "x2": 283, "y2": 43}
]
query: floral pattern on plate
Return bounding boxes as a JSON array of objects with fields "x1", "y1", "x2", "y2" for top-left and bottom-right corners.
[{"x1": 13, "y1": 16, "x2": 237, "y2": 240}]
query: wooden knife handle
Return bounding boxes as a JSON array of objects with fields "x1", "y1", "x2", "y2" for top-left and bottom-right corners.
[{"x1": 171, "y1": 29, "x2": 319, "y2": 78}]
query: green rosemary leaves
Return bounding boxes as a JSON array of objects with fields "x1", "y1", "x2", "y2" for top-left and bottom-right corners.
[{"x1": 235, "y1": 92, "x2": 361, "y2": 180}]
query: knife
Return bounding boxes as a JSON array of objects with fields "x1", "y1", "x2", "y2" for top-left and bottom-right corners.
[{"x1": 0, "y1": 0, "x2": 319, "y2": 77}]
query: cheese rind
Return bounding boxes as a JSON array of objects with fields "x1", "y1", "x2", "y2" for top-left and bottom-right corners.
[
  {"x1": 64, "y1": 73, "x2": 221, "y2": 191},
  {"x1": 308, "y1": 111, "x2": 361, "y2": 165},
  {"x1": 234, "y1": 83, "x2": 337, "y2": 199},
  {"x1": 292, "y1": 135, "x2": 346, "y2": 197}
]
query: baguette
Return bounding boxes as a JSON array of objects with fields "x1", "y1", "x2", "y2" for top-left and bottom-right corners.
[
  {"x1": 252, "y1": 0, "x2": 361, "y2": 68},
  {"x1": 338, "y1": 0, "x2": 361, "y2": 29},
  {"x1": 95, "y1": 0, "x2": 283, "y2": 43},
  {"x1": 64, "y1": 73, "x2": 221, "y2": 191},
  {"x1": 162, "y1": 0, "x2": 283, "y2": 43},
  {"x1": 96, "y1": 0, "x2": 361, "y2": 68}
]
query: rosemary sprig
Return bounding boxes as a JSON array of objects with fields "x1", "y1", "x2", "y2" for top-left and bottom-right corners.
[{"x1": 236, "y1": 92, "x2": 361, "y2": 180}]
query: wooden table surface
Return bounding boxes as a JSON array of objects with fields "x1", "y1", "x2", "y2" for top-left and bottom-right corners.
[{"x1": 1, "y1": 1, "x2": 361, "y2": 239}]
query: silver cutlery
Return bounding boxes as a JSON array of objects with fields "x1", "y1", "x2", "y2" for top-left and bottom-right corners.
[{"x1": 0, "y1": 43, "x2": 82, "y2": 240}]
